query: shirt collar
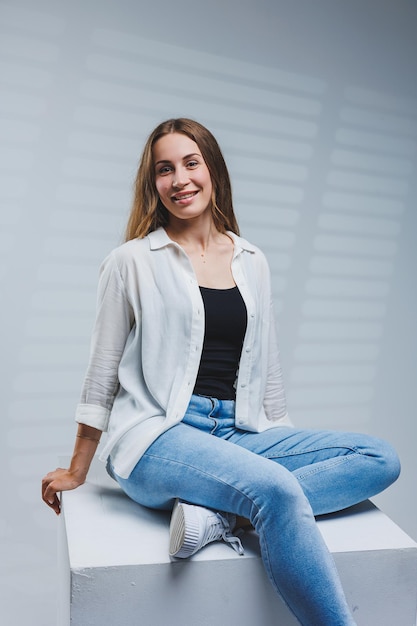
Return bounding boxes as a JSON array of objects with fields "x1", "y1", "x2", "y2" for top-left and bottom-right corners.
[
  {"x1": 148, "y1": 227, "x2": 256, "y2": 253},
  {"x1": 148, "y1": 227, "x2": 175, "y2": 250},
  {"x1": 227, "y1": 231, "x2": 256, "y2": 253}
]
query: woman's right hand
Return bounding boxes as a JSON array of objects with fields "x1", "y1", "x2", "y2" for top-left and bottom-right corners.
[{"x1": 41, "y1": 467, "x2": 86, "y2": 515}]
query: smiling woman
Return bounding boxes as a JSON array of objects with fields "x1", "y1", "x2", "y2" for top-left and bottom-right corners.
[
  {"x1": 41, "y1": 118, "x2": 400, "y2": 626},
  {"x1": 152, "y1": 131, "x2": 236, "y2": 288},
  {"x1": 125, "y1": 118, "x2": 239, "y2": 240},
  {"x1": 153, "y1": 134, "x2": 213, "y2": 223}
]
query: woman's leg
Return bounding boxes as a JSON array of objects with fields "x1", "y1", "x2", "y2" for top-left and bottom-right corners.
[
  {"x1": 224, "y1": 426, "x2": 401, "y2": 516},
  {"x1": 115, "y1": 421, "x2": 356, "y2": 625}
]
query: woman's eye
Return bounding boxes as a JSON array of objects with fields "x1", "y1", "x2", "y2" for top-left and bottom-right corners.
[
  {"x1": 158, "y1": 166, "x2": 172, "y2": 175},
  {"x1": 187, "y1": 160, "x2": 198, "y2": 168}
]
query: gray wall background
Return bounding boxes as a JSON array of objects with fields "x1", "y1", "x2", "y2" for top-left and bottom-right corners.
[{"x1": 1, "y1": 0, "x2": 416, "y2": 623}]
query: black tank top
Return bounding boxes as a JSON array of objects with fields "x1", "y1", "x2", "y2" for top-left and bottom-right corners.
[{"x1": 193, "y1": 286, "x2": 247, "y2": 400}]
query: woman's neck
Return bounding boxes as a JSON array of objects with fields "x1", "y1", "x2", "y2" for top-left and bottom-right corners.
[
  {"x1": 165, "y1": 218, "x2": 235, "y2": 288},
  {"x1": 165, "y1": 218, "x2": 222, "y2": 255}
]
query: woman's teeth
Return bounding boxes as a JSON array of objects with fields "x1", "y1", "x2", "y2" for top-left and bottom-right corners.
[{"x1": 174, "y1": 192, "x2": 197, "y2": 201}]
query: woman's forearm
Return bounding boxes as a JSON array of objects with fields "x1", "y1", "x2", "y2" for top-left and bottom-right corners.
[{"x1": 69, "y1": 424, "x2": 102, "y2": 482}]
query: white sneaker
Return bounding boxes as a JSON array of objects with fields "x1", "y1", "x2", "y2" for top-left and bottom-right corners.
[{"x1": 169, "y1": 500, "x2": 244, "y2": 558}]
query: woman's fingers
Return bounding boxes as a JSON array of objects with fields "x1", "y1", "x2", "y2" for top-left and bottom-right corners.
[
  {"x1": 41, "y1": 467, "x2": 86, "y2": 514},
  {"x1": 41, "y1": 468, "x2": 66, "y2": 515}
]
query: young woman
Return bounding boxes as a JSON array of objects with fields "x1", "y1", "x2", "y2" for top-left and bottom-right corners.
[{"x1": 42, "y1": 118, "x2": 400, "y2": 625}]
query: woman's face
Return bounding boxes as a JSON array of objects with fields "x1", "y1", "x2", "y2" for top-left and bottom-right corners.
[{"x1": 153, "y1": 133, "x2": 213, "y2": 225}]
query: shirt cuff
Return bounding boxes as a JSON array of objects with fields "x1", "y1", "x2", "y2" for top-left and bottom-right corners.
[{"x1": 75, "y1": 403, "x2": 110, "y2": 431}]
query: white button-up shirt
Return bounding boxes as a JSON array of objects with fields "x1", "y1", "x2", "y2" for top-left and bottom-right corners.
[{"x1": 76, "y1": 227, "x2": 292, "y2": 478}]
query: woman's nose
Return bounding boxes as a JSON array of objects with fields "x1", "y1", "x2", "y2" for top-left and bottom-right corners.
[{"x1": 172, "y1": 168, "x2": 188, "y2": 188}]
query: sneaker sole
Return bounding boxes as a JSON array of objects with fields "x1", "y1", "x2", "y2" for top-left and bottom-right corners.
[{"x1": 169, "y1": 500, "x2": 201, "y2": 558}]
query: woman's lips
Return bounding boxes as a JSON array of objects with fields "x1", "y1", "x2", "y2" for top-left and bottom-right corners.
[{"x1": 172, "y1": 191, "x2": 198, "y2": 202}]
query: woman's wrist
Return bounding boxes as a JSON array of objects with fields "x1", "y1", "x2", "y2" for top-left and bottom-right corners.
[{"x1": 76, "y1": 433, "x2": 100, "y2": 443}]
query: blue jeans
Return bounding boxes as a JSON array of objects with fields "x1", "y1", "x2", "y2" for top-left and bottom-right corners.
[{"x1": 112, "y1": 395, "x2": 400, "y2": 626}]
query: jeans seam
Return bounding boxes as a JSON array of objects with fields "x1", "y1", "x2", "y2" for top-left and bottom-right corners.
[
  {"x1": 296, "y1": 454, "x2": 359, "y2": 480},
  {"x1": 263, "y1": 445, "x2": 360, "y2": 460}
]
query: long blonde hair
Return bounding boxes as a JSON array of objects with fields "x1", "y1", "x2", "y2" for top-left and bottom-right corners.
[{"x1": 125, "y1": 118, "x2": 240, "y2": 241}]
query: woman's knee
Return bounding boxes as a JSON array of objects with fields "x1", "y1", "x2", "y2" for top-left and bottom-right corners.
[
  {"x1": 250, "y1": 465, "x2": 311, "y2": 515},
  {"x1": 380, "y1": 438, "x2": 401, "y2": 485},
  {"x1": 365, "y1": 435, "x2": 401, "y2": 488}
]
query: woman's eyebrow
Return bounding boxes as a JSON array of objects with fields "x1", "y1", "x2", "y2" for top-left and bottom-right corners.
[{"x1": 154, "y1": 153, "x2": 201, "y2": 166}]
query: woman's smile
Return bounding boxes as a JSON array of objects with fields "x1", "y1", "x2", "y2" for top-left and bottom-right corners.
[{"x1": 171, "y1": 190, "x2": 199, "y2": 203}]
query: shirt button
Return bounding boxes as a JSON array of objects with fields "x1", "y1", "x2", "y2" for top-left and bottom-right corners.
[
  {"x1": 245, "y1": 347, "x2": 251, "y2": 353},
  {"x1": 241, "y1": 383, "x2": 246, "y2": 388},
  {"x1": 238, "y1": 419, "x2": 244, "y2": 425}
]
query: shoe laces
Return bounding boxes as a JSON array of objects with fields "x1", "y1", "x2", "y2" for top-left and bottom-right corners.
[{"x1": 204, "y1": 512, "x2": 244, "y2": 555}]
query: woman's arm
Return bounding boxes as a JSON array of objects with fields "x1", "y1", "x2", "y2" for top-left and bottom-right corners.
[
  {"x1": 263, "y1": 297, "x2": 288, "y2": 422},
  {"x1": 77, "y1": 250, "x2": 134, "y2": 422},
  {"x1": 42, "y1": 250, "x2": 134, "y2": 513},
  {"x1": 41, "y1": 423, "x2": 102, "y2": 515}
]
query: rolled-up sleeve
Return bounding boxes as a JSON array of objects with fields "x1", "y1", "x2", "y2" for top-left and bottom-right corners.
[{"x1": 75, "y1": 252, "x2": 134, "y2": 431}]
